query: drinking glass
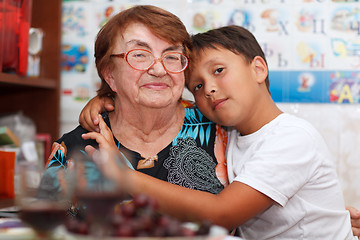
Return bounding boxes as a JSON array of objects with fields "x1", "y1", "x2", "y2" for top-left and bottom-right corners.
[
  {"x1": 72, "y1": 152, "x2": 127, "y2": 238},
  {"x1": 16, "y1": 161, "x2": 68, "y2": 240}
]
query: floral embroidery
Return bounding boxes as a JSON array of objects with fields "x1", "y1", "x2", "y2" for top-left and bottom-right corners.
[
  {"x1": 164, "y1": 137, "x2": 224, "y2": 194},
  {"x1": 46, "y1": 141, "x2": 67, "y2": 168},
  {"x1": 174, "y1": 108, "x2": 213, "y2": 147}
]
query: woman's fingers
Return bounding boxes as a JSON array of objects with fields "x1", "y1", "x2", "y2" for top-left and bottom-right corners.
[
  {"x1": 346, "y1": 206, "x2": 360, "y2": 237},
  {"x1": 82, "y1": 132, "x2": 108, "y2": 149},
  {"x1": 84, "y1": 145, "x2": 97, "y2": 158},
  {"x1": 82, "y1": 118, "x2": 116, "y2": 154},
  {"x1": 84, "y1": 143, "x2": 125, "y2": 185},
  {"x1": 98, "y1": 114, "x2": 114, "y2": 141},
  {"x1": 352, "y1": 227, "x2": 360, "y2": 237}
]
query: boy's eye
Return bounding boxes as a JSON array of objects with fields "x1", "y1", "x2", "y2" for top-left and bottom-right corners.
[
  {"x1": 214, "y1": 68, "x2": 224, "y2": 75},
  {"x1": 194, "y1": 83, "x2": 203, "y2": 91}
]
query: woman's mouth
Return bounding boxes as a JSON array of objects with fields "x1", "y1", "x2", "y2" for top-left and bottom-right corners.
[{"x1": 142, "y1": 82, "x2": 169, "y2": 90}]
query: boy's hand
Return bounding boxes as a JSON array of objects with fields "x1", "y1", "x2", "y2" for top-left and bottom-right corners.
[
  {"x1": 79, "y1": 96, "x2": 115, "y2": 132},
  {"x1": 347, "y1": 206, "x2": 360, "y2": 237}
]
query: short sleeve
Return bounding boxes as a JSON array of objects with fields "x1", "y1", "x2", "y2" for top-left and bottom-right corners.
[{"x1": 233, "y1": 126, "x2": 320, "y2": 206}]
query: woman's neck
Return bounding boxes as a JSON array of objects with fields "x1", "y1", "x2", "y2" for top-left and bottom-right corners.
[{"x1": 108, "y1": 101, "x2": 185, "y2": 157}]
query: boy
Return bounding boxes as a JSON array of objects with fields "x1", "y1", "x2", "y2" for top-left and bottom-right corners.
[{"x1": 82, "y1": 25, "x2": 357, "y2": 239}]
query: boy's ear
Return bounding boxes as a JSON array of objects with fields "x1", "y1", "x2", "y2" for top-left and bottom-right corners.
[
  {"x1": 252, "y1": 56, "x2": 268, "y2": 84},
  {"x1": 103, "y1": 67, "x2": 117, "y2": 92}
]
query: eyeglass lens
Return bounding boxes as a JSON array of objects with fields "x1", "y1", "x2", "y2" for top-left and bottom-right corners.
[{"x1": 126, "y1": 50, "x2": 188, "y2": 73}]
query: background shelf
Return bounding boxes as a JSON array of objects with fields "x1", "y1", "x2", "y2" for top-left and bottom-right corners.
[{"x1": 0, "y1": 0, "x2": 62, "y2": 143}]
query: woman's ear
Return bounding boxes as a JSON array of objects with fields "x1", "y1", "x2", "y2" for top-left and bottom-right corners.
[
  {"x1": 103, "y1": 67, "x2": 117, "y2": 93},
  {"x1": 252, "y1": 56, "x2": 268, "y2": 84}
]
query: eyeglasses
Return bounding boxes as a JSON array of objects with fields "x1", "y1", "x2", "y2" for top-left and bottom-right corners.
[{"x1": 110, "y1": 49, "x2": 189, "y2": 74}]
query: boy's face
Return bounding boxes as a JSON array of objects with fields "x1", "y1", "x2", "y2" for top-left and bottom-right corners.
[{"x1": 188, "y1": 47, "x2": 267, "y2": 130}]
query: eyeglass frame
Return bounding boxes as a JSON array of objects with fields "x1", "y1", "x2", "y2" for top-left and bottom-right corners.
[{"x1": 110, "y1": 49, "x2": 189, "y2": 74}]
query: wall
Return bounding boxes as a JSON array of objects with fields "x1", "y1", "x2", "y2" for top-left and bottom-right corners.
[
  {"x1": 60, "y1": 0, "x2": 360, "y2": 209},
  {"x1": 278, "y1": 103, "x2": 360, "y2": 209}
]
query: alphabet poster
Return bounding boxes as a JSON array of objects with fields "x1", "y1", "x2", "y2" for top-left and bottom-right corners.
[{"x1": 60, "y1": 0, "x2": 360, "y2": 125}]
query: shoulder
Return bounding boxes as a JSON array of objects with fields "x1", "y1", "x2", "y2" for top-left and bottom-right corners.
[
  {"x1": 254, "y1": 113, "x2": 331, "y2": 162},
  {"x1": 183, "y1": 104, "x2": 215, "y2": 125},
  {"x1": 274, "y1": 114, "x2": 324, "y2": 143},
  {"x1": 54, "y1": 112, "x2": 111, "y2": 159},
  {"x1": 56, "y1": 125, "x2": 97, "y2": 156},
  {"x1": 58, "y1": 111, "x2": 110, "y2": 147},
  {"x1": 230, "y1": 113, "x2": 327, "y2": 157},
  {"x1": 57, "y1": 125, "x2": 89, "y2": 144}
]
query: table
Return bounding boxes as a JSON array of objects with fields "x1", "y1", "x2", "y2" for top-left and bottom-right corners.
[
  {"x1": 0, "y1": 198, "x2": 17, "y2": 219},
  {"x1": 0, "y1": 198, "x2": 237, "y2": 239},
  {"x1": 0, "y1": 198, "x2": 15, "y2": 210}
]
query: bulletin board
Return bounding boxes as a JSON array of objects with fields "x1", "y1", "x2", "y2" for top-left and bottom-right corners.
[
  {"x1": 60, "y1": 0, "x2": 360, "y2": 122},
  {"x1": 186, "y1": 0, "x2": 360, "y2": 104}
]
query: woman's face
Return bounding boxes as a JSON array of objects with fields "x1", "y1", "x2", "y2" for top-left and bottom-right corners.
[{"x1": 105, "y1": 23, "x2": 185, "y2": 109}]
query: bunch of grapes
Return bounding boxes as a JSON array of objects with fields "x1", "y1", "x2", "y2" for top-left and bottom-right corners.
[{"x1": 65, "y1": 193, "x2": 211, "y2": 237}]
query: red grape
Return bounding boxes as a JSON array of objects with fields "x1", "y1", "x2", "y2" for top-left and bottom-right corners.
[{"x1": 66, "y1": 193, "x2": 212, "y2": 237}]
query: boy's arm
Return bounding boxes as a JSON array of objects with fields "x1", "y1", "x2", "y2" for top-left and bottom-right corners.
[
  {"x1": 347, "y1": 206, "x2": 360, "y2": 237},
  {"x1": 82, "y1": 115, "x2": 274, "y2": 230},
  {"x1": 78, "y1": 96, "x2": 114, "y2": 132},
  {"x1": 128, "y1": 172, "x2": 273, "y2": 230}
]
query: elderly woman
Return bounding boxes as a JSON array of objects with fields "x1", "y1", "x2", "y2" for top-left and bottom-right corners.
[{"x1": 38, "y1": 5, "x2": 228, "y2": 202}]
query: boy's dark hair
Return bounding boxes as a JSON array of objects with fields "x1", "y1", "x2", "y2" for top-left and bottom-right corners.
[{"x1": 187, "y1": 25, "x2": 270, "y2": 92}]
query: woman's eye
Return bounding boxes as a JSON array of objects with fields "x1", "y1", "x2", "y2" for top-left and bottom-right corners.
[
  {"x1": 194, "y1": 83, "x2": 203, "y2": 91},
  {"x1": 134, "y1": 53, "x2": 145, "y2": 58},
  {"x1": 164, "y1": 54, "x2": 180, "y2": 61},
  {"x1": 214, "y1": 68, "x2": 224, "y2": 74}
]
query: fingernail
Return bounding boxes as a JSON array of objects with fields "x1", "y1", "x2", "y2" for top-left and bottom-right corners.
[{"x1": 67, "y1": 160, "x2": 74, "y2": 169}]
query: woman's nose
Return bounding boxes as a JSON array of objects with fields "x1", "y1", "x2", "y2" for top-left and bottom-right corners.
[{"x1": 148, "y1": 59, "x2": 167, "y2": 76}]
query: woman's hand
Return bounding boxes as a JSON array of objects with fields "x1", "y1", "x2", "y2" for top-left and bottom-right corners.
[
  {"x1": 79, "y1": 96, "x2": 115, "y2": 132},
  {"x1": 82, "y1": 114, "x2": 116, "y2": 152},
  {"x1": 82, "y1": 114, "x2": 128, "y2": 185},
  {"x1": 347, "y1": 206, "x2": 360, "y2": 237}
]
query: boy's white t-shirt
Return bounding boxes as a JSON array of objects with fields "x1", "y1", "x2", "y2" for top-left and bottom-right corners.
[{"x1": 226, "y1": 113, "x2": 355, "y2": 240}]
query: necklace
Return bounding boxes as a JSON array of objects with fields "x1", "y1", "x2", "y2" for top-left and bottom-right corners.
[{"x1": 137, "y1": 155, "x2": 158, "y2": 169}]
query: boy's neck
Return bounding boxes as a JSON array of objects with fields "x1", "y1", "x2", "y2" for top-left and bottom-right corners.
[{"x1": 236, "y1": 98, "x2": 282, "y2": 136}]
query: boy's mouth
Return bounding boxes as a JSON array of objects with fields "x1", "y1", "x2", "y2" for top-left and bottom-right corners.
[{"x1": 212, "y1": 98, "x2": 227, "y2": 110}]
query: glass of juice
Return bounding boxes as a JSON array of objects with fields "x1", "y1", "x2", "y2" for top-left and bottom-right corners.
[
  {"x1": 72, "y1": 151, "x2": 127, "y2": 238},
  {"x1": 16, "y1": 161, "x2": 68, "y2": 239}
]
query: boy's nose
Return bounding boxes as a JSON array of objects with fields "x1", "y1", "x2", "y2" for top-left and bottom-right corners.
[{"x1": 205, "y1": 87, "x2": 217, "y2": 98}]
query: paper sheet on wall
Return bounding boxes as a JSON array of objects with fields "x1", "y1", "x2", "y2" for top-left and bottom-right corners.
[{"x1": 60, "y1": 0, "x2": 360, "y2": 131}]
